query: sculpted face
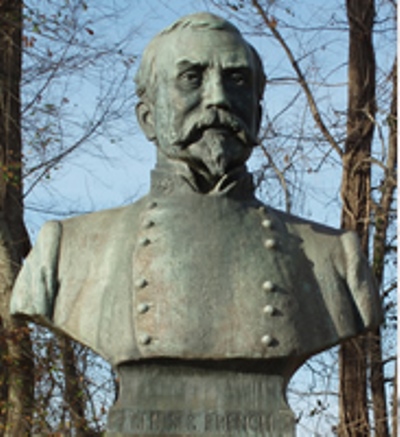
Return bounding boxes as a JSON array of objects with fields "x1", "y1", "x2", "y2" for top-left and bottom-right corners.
[{"x1": 137, "y1": 26, "x2": 262, "y2": 185}]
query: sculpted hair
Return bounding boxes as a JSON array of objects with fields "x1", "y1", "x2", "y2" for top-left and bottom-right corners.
[{"x1": 135, "y1": 12, "x2": 266, "y2": 103}]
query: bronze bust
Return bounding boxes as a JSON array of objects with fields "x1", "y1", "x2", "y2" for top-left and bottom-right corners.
[{"x1": 11, "y1": 13, "x2": 381, "y2": 436}]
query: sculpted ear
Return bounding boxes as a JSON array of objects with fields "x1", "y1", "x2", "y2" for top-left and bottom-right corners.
[{"x1": 136, "y1": 101, "x2": 156, "y2": 141}]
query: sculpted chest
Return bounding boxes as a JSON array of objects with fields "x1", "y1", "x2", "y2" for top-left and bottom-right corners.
[
  {"x1": 131, "y1": 193, "x2": 339, "y2": 360},
  {"x1": 10, "y1": 187, "x2": 374, "y2": 365}
]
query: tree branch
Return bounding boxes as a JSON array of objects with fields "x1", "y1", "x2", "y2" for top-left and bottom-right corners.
[{"x1": 251, "y1": 0, "x2": 343, "y2": 158}]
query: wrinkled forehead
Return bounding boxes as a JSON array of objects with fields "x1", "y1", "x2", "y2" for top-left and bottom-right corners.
[{"x1": 155, "y1": 27, "x2": 255, "y2": 77}]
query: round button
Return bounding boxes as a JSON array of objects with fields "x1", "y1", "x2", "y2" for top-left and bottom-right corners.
[
  {"x1": 135, "y1": 278, "x2": 148, "y2": 289},
  {"x1": 148, "y1": 201, "x2": 158, "y2": 209},
  {"x1": 262, "y1": 280, "x2": 274, "y2": 292},
  {"x1": 144, "y1": 220, "x2": 155, "y2": 229},
  {"x1": 137, "y1": 303, "x2": 150, "y2": 314},
  {"x1": 261, "y1": 335, "x2": 273, "y2": 346},
  {"x1": 263, "y1": 305, "x2": 275, "y2": 316},
  {"x1": 264, "y1": 238, "x2": 276, "y2": 249},
  {"x1": 262, "y1": 218, "x2": 272, "y2": 229},
  {"x1": 139, "y1": 333, "x2": 152, "y2": 345},
  {"x1": 139, "y1": 237, "x2": 151, "y2": 247}
]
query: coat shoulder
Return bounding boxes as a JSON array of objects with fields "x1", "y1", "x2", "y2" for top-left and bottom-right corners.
[
  {"x1": 269, "y1": 207, "x2": 342, "y2": 237},
  {"x1": 60, "y1": 195, "x2": 148, "y2": 235}
]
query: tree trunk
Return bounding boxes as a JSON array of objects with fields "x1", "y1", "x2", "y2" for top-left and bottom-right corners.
[
  {"x1": 338, "y1": 1, "x2": 376, "y2": 436},
  {"x1": 368, "y1": 58, "x2": 396, "y2": 437},
  {"x1": 0, "y1": 1, "x2": 33, "y2": 435}
]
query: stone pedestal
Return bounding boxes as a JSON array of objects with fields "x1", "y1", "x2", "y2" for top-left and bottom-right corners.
[{"x1": 106, "y1": 360, "x2": 295, "y2": 436}]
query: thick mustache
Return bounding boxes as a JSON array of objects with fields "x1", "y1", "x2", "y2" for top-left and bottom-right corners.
[{"x1": 174, "y1": 110, "x2": 256, "y2": 148}]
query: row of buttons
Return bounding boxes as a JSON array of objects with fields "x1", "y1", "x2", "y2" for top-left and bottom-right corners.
[
  {"x1": 134, "y1": 201, "x2": 280, "y2": 349},
  {"x1": 258, "y1": 206, "x2": 278, "y2": 348},
  {"x1": 135, "y1": 201, "x2": 159, "y2": 345}
]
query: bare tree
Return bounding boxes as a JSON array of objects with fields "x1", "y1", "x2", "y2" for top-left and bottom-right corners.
[{"x1": 338, "y1": 1, "x2": 376, "y2": 435}]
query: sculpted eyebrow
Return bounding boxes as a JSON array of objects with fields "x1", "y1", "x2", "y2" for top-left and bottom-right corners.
[{"x1": 176, "y1": 59, "x2": 206, "y2": 74}]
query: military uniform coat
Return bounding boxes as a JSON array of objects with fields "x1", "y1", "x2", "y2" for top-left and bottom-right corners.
[{"x1": 11, "y1": 169, "x2": 381, "y2": 367}]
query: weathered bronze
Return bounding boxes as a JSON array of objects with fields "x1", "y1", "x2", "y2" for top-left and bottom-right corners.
[{"x1": 11, "y1": 13, "x2": 381, "y2": 436}]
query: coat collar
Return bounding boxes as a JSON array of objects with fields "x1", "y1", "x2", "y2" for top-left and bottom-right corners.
[{"x1": 150, "y1": 161, "x2": 256, "y2": 202}]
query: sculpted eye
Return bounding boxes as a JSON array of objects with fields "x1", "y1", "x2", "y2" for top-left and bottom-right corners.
[
  {"x1": 178, "y1": 69, "x2": 202, "y2": 89},
  {"x1": 226, "y1": 69, "x2": 250, "y2": 87}
]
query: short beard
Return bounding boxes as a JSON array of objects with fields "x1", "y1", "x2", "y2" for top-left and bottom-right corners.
[
  {"x1": 156, "y1": 109, "x2": 256, "y2": 190},
  {"x1": 180, "y1": 128, "x2": 252, "y2": 188}
]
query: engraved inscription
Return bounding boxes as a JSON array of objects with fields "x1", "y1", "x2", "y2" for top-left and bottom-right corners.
[{"x1": 108, "y1": 409, "x2": 273, "y2": 434}]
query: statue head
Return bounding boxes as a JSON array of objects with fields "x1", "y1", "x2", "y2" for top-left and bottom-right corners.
[{"x1": 135, "y1": 13, "x2": 266, "y2": 186}]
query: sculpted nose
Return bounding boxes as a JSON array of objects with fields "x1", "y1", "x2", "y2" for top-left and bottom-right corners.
[{"x1": 203, "y1": 73, "x2": 231, "y2": 110}]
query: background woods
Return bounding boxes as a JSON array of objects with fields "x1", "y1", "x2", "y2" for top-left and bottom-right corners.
[{"x1": 0, "y1": 0, "x2": 397, "y2": 435}]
